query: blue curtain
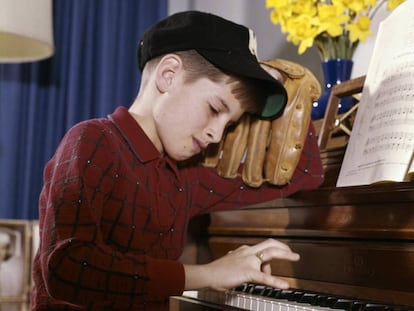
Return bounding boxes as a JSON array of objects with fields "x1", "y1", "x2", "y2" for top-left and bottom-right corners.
[{"x1": 0, "y1": 0, "x2": 167, "y2": 220}]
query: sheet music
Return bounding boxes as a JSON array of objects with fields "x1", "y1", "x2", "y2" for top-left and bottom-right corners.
[{"x1": 337, "y1": 0, "x2": 414, "y2": 187}]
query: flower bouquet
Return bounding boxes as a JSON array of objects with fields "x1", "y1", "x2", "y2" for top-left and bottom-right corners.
[
  {"x1": 266, "y1": 0, "x2": 405, "y2": 60},
  {"x1": 266, "y1": 0, "x2": 406, "y2": 119}
]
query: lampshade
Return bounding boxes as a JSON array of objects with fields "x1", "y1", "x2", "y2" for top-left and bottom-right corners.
[{"x1": 0, "y1": 0, "x2": 54, "y2": 63}]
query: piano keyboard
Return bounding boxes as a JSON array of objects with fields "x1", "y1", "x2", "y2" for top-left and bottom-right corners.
[{"x1": 183, "y1": 283, "x2": 412, "y2": 311}]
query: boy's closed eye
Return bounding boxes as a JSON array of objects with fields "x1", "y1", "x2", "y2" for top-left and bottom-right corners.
[{"x1": 209, "y1": 105, "x2": 219, "y2": 116}]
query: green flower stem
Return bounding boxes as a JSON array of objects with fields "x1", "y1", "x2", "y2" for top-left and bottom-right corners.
[{"x1": 315, "y1": 33, "x2": 358, "y2": 60}]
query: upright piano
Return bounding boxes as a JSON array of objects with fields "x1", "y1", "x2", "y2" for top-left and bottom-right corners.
[
  {"x1": 171, "y1": 179, "x2": 414, "y2": 310},
  {"x1": 170, "y1": 75, "x2": 414, "y2": 309}
]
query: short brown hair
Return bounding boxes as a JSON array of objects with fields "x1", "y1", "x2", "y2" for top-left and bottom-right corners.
[{"x1": 143, "y1": 50, "x2": 268, "y2": 115}]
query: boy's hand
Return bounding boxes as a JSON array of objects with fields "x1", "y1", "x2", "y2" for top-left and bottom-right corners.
[{"x1": 184, "y1": 239, "x2": 299, "y2": 291}]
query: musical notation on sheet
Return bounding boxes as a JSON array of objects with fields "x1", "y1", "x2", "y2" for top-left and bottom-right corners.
[
  {"x1": 337, "y1": 1, "x2": 414, "y2": 187},
  {"x1": 361, "y1": 60, "x2": 414, "y2": 156},
  {"x1": 363, "y1": 131, "x2": 414, "y2": 155}
]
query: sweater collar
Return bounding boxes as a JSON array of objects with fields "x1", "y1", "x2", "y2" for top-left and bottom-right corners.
[
  {"x1": 108, "y1": 106, "x2": 160, "y2": 163},
  {"x1": 108, "y1": 106, "x2": 182, "y2": 179}
]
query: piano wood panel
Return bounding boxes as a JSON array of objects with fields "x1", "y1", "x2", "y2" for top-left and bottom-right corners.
[
  {"x1": 207, "y1": 182, "x2": 414, "y2": 307},
  {"x1": 209, "y1": 202, "x2": 414, "y2": 239},
  {"x1": 244, "y1": 182, "x2": 414, "y2": 209}
]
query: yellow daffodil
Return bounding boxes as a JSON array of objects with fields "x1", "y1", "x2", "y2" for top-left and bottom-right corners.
[
  {"x1": 387, "y1": 0, "x2": 405, "y2": 10},
  {"x1": 266, "y1": 0, "x2": 406, "y2": 58},
  {"x1": 346, "y1": 15, "x2": 372, "y2": 42},
  {"x1": 316, "y1": 4, "x2": 349, "y2": 37},
  {"x1": 285, "y1": 15, "x2": 320, "y2": 54}
]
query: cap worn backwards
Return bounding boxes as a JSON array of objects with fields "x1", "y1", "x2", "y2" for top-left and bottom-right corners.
[{"x1": 137, "y1": 11, "x2": 287, "y2": 119}]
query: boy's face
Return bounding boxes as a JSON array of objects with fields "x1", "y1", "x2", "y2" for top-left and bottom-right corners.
[{"x1": 153, "y1": 75, "x2": 245, "y2": 161}]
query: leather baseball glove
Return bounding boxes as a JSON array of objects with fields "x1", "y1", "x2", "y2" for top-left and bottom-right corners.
[{"x1": 202, "y1": 59, "x2": 321, "y2": 187}]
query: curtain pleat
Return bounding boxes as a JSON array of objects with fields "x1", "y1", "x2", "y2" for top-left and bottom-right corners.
[{"x1": 0, "y1": 0, "x2": 167, "y2": 219}]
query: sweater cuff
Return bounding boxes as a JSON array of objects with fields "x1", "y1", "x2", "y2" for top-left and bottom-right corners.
[{"x1": 147, "y1": 258, "x2": 185, "y2": 297}]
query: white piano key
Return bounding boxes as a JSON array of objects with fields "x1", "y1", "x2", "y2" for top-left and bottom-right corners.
[{"x1": 197, "y1": 288, "x2": 345, "y2": 311}]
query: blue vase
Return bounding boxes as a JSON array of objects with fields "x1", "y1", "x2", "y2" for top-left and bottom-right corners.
[{"x1": 311, "y1": 58, "x2": 355, "y2": 120}]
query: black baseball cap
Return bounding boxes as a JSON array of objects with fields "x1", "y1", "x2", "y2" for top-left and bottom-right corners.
[{"x1": 137, "y1": 11, "x2": 287, "y2": 119}]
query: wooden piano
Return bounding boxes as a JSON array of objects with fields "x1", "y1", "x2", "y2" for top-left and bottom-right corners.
[
  {"x1": 171, "y1": 77, "x2": 414, "y2": 310},
  {"x1": 171, "y1": 181, "x2": 414, "y2": 310}
]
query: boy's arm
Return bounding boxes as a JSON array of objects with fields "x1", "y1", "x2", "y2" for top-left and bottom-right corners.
[
  {"x1": 190, "y1": 121, "x2": 324, "y2": 214},
  {"x1": 36, "y1": 122, "x2": 185, "y2": 308}
]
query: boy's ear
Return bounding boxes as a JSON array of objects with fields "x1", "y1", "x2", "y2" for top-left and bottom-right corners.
[{"x1": 155, "y1": 54, "x2": 182, "y2": 93}]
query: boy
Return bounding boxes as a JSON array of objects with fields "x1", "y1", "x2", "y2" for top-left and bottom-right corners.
[{"x1": 31, "y1": 11, "x2": 324, "y2": 310}]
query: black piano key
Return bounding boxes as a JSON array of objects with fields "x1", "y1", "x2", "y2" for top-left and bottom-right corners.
[
  {"x1": 332, "y1": 298, "x2": 368, "y2": 311},
  {"x1": 312, "y1": 295, "x2": 339, "y2": 308},
  {"x1": 290, "y1": 290, "x2": 305, "y2": 302},
  {"x1": 311, "y1": 294, "x2": 329, "y2": 306},
  {"x1": 277, "y1": 289, "x2": 294, "y2": 300},
  {"x1": 244, "y1": 283, "x2": 255, "y2": 293},
  {"x1": 323, "y1": 296, "x2": 340, "y2": 308},
  {"x1": 363, "y1": 303, "x2": 394, "y2": 311},
  {"x1": 351, "y1": 301, "x2": 368, "y2": 311},
  {"x1": 233, "y1": 283, "x2": 247, "y2": 292},
  {"x1": 299, "y1": 293, "x2": 318, "y2": 304},
  {"x1": 250, "y1": 284, "x2": 266, "y2": 295},
  {"x1": 332, "y1": 298, "x2": 354, "y2": 309},
  {"x1": 267, "y1": 288, "x2": 282, "y2": 298},
  {"x1": 261, "y1": 286, "x2": 275, "y2": 297}
]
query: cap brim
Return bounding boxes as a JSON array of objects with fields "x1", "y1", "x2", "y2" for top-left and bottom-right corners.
[{"x1": 197, "y1": 50, "x2": 287, "y2": 119}]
